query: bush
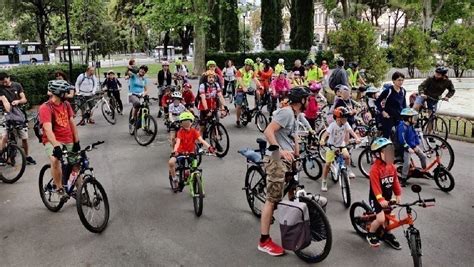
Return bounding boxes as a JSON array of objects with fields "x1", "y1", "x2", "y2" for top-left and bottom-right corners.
[
  {"x1": 206, "y1": 50, "x2": 309, "y2": 70},
  {"x1": 5, "y1": 64, "x2": 88, "y2": 106}
]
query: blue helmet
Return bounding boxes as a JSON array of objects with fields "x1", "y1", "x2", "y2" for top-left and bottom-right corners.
[
  {"x1": 371, "y1": 137, "x2": 393, "y2": 152},
  {"x1": 400, "y1": 108, "x2": 418, "y2": 117}
]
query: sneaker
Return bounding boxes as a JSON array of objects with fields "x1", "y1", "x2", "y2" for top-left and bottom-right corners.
[
  {"x1": 366, "y1": 232, "x2": 380, "y2": 247},
  {"x1": 321, "y1": 179, "x2": 328, "y2": 192},
  {"x1": 56, "y1": 188, "x2": 69, "y2": 202},
  {"x1": 349, "y1": 171, "x2": 356, "y2": 179},
  {"x1": 26, "y1": 156, "x2": 36, "y2": 165},
  {"x1": 236, "y1": 121, "x2": 242, "y2": 128},
  {"x1": 258, "y1": 238, "x2": 285, "y2": 256},
  {"x1": 400, "y1": 177, "x2": 408, "y2": 187},
  {"x1": 88, "y1": 119, "x2": 95, "y2": 124},
  {"x1": 383, "y1": 232, "x2": 402, "y2": 250},
  {"x1": 172, "y1": 176, "x2": 179, "y2": 193}
]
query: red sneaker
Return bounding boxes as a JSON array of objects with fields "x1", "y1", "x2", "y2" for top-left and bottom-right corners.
[{"x1": 258, "y1": 238, "x2": 285, "y2": 256}]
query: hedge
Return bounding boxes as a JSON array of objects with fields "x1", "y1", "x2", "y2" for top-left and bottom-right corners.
[{"x1": 4, "y1": 64, "x2": 88, "y2": 106}]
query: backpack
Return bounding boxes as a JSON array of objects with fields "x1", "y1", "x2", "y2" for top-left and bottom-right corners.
[
  {"x1": 391, "y1": 123, "x2": 406, "y2": 157},
  {"x1": 77, "y1": 73, "x2": 95, "y2": 93},
  {"x1": 194, "y1": 83, "x2": 209, "y2": 107},
  {"x1": 276, "y1": 200, "x2": 312, "y2": 251},
  {"x1": 33, "y1": 102, "x2": 68, "y2": 143},
  {"x1": 380, "y1": 86, "x2": 405, "y2": 109},
  {"x1": 328, "y1": 68, "x2": 342, "y2": 90}
]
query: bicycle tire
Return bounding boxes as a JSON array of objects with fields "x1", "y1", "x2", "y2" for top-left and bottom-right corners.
[
  {"x1": 317, "y1": 129, "x2": 328, "y2": 162},
  {"x1": 255, "y1": 112, "x2": 268, "y2": 133},
  {"x1": 341, "y1": 169, "x2": 351, "y2": 208},
  {"x1": 422, "y1": 134, "x2": 454, "y2": 170},
  {"x1": 294, "y1": 196, "x2": 332, "y2": 264},
  {"x1": 357, "y1": 148, "x2": 373, "y2": 179},
  {"x1": 100, "y1": 100, "x2": 116, "y2": 125},
  {"x1": 76, "y1": 175, "x2": 110, "y2": 233},
  {"x1": 244, "y1": 165, "x2": 266, "y2": 218},
  {"x1": 409, "y1": 232, "x2": 422, "y2": 267},
  {"x1": 38, "y1": 164, "x2": 64, "y2": 212},
  {"x1": 0, "y1": 144, "x2": 26, "y2": 184},
  {"x1": 434, "y1": 167, "x2": 455, "y2": 192},
  {"x1": 349, "y1": 201, "x2": 373, "y2": 237},
  {"x1": 303, "y1": 154, "x2": 322, "y2": 180},
  {"x1": 193, "y1": 173, "x2": 204, "y2": 217},
  {"x1": 209, "y1": 122, "x2": 229, "y2": 158},
  {"x1": 423, "y1": 115, "x2": 448, "y2": 140},
  {"x1": 134, "y1": 114, "x2": 157, "y2": 146}
]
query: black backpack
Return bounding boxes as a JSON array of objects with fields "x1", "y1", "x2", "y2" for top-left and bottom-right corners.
[
  {"x1": 194, "y1": 83, "x2": 209, "y2": 107},
  {"x1": 328, "y1": 68, "x2": 342, "y2": 90}
]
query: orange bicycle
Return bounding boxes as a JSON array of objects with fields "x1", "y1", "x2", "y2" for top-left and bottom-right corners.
[{"x1": 350, "y1": 184, "x2": 435, "y2": 267}]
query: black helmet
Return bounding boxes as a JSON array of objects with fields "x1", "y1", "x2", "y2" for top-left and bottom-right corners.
[
  {"x1": 435, "y1": 66, "x2": 448, "y2": 75},
  {"x1": 48, "y1": 80, "x2": 71, "y2": 96},
  {"x1": 263, "y1": 58, "x2": 271, "y2": 65},
  {"x1": 139, "y1": 65, "x2": 149, "y2": 72},
  {"x1": 348, "y1": 62, "x2": 358, "y2": 69},
  {"x1": 288, "y1": 86, "x2": 310, "y2": 104},
  {"x1": 304, "y1": 59, "x2": 314, "y2": 66}
]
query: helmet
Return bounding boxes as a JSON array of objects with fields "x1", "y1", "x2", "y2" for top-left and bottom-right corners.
[
  {"x1": 304, "y1": 59, "x2": 314, "y2": 66},
  {"x1": 162, "y1": 61, "x2": 170, "y2": 66},
  {"x1": 365, "y1": 86, "x2": 379, "y2": 94},
  {"x1": 335, "y1": 84, "x2": 350, "y2": 93},
  {"x1": 400, "y1": 108, "x2": 418, "y2": 117},
  {"x1": 256, "y1": 57, "x2": 261, "y2": 62},
  {"x1": 333, "y1": 106, "x2": 350, "y2": 119},
  {"x1": 309, "y1": 82, "x2": 321, "y2": 92},
  {"x1": 370, "y1": 137, "x2": 393, "y2": 152},
  {"x1": 107, "y1": 70, "x2": 115, "y2": 74},
  {"x1": 348, "y1": 62, "x2": 358, "y2": 68},
  {"x1": 244, "y1": 58, "x2": 254, "y2": 66},
  {"x1": 263, "y1": 58, "x2": 271, "y2": 65},
  {"x1": 139, "y1": 65, "x2": 148, "y2": 72},
  {"x1": 175, "y1": 59, "x2": 182, "y2": 65},
  {"x1": 48, "y1": 80, "x2": 71, "y2": 96},
  {"x1": 183, "y1": 83, "x2": 192, "y2": 89},
  {"x1": 206, "y1": 60, "x2": 217, "y2": 67},
  {"x1": 171, "y1": 91, "x2": 182, "y2": 99},
  {"x1": 278, "y1": 58, "x2": 284, "y2": 64},
  {"x1": 435, "y1": 66, "x2": 448, "y2": 75},
  {"x1": 205, "y1": 70, "x2": 216, "y2": 78},
  {"x1": 288, "y1": 86, "x2": 310, "y2": 104},
  {"x1": 279, "y1": 70, "x2": 288, "y2": 76},
  {"x1": 179, "y1": 111, "x2": 195, "y2": 122}
]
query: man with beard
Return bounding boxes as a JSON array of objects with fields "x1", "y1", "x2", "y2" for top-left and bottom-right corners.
[{"x1": 413, "y1": 66, "x2": 455, "y2": 113}]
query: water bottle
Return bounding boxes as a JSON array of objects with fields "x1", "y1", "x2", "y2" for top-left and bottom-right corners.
[{"x1": 67, "y1": 169, "x2": 79, "y2": 191}]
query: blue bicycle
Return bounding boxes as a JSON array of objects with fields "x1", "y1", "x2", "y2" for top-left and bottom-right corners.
[{"x1": 327, "y1": 141, "x2": 357, "y2": 208}]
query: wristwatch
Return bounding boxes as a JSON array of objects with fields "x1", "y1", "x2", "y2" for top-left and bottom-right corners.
[{"x1": 268, "y1": 145, "x2": 280, "y2": 152}]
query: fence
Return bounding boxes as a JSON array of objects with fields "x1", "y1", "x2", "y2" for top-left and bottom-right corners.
[
  {"x1": 385, "y1": 68, "x2": 474, "y2": 81},
  {"x1": 437, "y1": 112, "x2": 474, "y2": 142}
]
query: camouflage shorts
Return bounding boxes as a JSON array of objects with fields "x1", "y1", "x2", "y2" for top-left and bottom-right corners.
[{"x1": 264, "y1": 156, "x2": 291, "y2": 203}]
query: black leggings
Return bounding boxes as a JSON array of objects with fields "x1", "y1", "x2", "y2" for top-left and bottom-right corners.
[
  {"x1": 224, "y1": 80, "x2": 236, "y2": 97},
  {"x1": 107, "y1": 90, "x2": 123, "y2": 111}
]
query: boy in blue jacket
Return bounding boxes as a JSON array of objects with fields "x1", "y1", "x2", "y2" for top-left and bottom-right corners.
[{"x1": 397, "y1": 108, "x2": 427, "y2": 184}]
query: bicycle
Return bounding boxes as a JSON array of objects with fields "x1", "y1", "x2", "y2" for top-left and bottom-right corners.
[
  {"x1": 38, "y1": 141, "x2": 110, "y2": 233},
  {"x1": 197, "y1": 109, "x2": 230, "y2": 158},
  {"x1": 239, "y1": 93, "x2": 268, "y2": 133},
  {"x1": 240, "y1": 138, "x2": 332, "y2": 263},
  {"x1": 418, "y1": 96, "x2": 449, "y2": 140},
  {"x1": 299, "y1": 133, "x2": 323, "y2": 180},
  {"x1": 0, "y1": 119, "x2": 26, "y2": 184},
  {"x1": 325, "y1": 141, "x2": 357, "y2": 208},
  {"x1": 128, "y1": 95, "x2": 159, "y2": 146},
  {"x1": 169, "y1": 149, "x2": 214, "y2": 216},
  {"x1": 350, "y1": 184, "x2": 435, "y2": 267},
  {"x1": 74, "y1": 92, "x2": 116, "y2": 125}
]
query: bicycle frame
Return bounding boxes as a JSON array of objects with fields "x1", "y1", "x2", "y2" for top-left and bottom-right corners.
[
  {"x1": 408, "y1": 146, "x2": 442, "y2": 174},
  {"x1": 176, "y1": 155, "x2": 204, "y2": 197}
]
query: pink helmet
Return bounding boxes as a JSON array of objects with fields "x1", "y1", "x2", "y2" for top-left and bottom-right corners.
[{"x1": 309, "y1": 82, "x2": 321, "y2": 92}]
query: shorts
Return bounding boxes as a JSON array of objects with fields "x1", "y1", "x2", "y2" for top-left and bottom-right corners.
[
  {"x1": 199, "y1": 110, "x2": 213, "y2": 126},
  {"x1": 129, "y1": 94, "x2": 142, "y2": 108},
  {"x1": 415, "y1": 96, "x2": 438, "y2": 112},
  {"x1": 264, "y1": 156, "x2": 291, "y2": 203},
  {"x1": 0, "y1": 124, "x2": 28, "y2": 140},
  {"x1": 44, "y1": 143, "x2": 78, "y2": 164},
  {"x1": 325, "y1": 148, "x2": 348, "y2": 163},
  {"x1": 234, "y1": 92, "x2": 245, "y2": 106}
]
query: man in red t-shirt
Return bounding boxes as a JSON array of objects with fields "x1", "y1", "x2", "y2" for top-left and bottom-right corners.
[
  {"x1": 39, "y1": 80, "x2": 80, "y2": 200},
  {"x1": 197, "y1": 71, "x2": 226, "y2": 136},
  {"x1": 168, "y1": 111, "x2": 214, "y2": 192}
]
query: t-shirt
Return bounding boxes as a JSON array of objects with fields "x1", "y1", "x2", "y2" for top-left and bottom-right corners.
[
  {"x1": 223, "y1": 66, "x2": 237, "y2": 81},
  {"x1": 326, "y1": 121, "x2": 351, "y2": 146},
  {"x1": 0, "y1": 82, "x2": 24, "y2": 104},
  {"x1": 198, "y1": 83, "x2": 221, "y2": 111},
  {"x1": 129, "y1": 73, "x2": 148, "y2": 95},
  {"x1": 369, "y1": 159, "x2": 401, "y2": 202},
  {"x1": 275, "y1": 64, "x2": 285, "y2": 75},
  {"x1": 182, "y1": 90, "x2": 195, "y2": 105},
  {"x1": 292, "y1": 66, "x2": 306, "y2": 76},
  {"x1": 39, "y1": 101, "x2": 74, "y2": 144},
  {"x1": 236, "y1": 68, "x2": 256, "y2": 89},
  {"x1": 272, "y1": 107, "x2": 296, "y2": 151},
  {"x1": 176, "y1": 128, "x2": 200, "y2": 154},
  {"x1": 169, "y1": 103, "x2": 186, "y2": 116},
  {"x1": 307, "y1": 67, "x2": 323, "y2": 82},
  {"x1": 75, "y1": 73, "x2": 98, "y2": 96}
]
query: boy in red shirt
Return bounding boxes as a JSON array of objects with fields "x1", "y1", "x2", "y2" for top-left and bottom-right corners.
[
  {"x1": 182, "y1": 83, "x2": 195, "y2": 109},
  {"x1": 168, "y1": 111, "x2": 214, "y2": 192},
  {"x1": 367, "y1": 137, "x2": 402, "y2": 249}
]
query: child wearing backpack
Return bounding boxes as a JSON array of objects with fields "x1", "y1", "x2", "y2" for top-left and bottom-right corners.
[{"x1": 396, "y1": 108, "x2": 427, "y2": 185}]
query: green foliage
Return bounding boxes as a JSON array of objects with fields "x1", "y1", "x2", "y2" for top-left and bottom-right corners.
[
  {"x1": 314, "y1": 50, "x2": 335, "y2": 67},
  {"x1": 439, "y1": 24, "x2": 474, "y2": 78},
  {"x1": 391, "y1": 26, "x2": 433, "y2": 77},
  {"x1": 4, "y1": 64, "x2": 87, "y2": 105},
  {"x1": 207, "y1": 0, "x2": 221, "y2": 52},
  {"x1": 289, "y1": 0, "x2": 314, "y2": 50},
  {"x1": 206, "y1": 50, "x2": 309, "y2": 69},
  {"x1": 222, "y1": 0, "x2": 240, "y2": 52},
  {"x1": 261, "y1": 0, "x2": 283, "y2": 50},
  {"x1": 328, "y1": 19, "x2": 389, "y2": 84},
  {"x1": 239, "y1": 23, "x2": 254, "y2": 53}
]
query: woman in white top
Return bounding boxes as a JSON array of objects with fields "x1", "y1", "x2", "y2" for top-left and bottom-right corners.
[{"x1": 222, "y1": 60, "x2": 237, "y2": 99}]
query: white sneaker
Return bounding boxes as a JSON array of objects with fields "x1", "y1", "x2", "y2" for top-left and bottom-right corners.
[
  {"x1": 349, "y1": 171, "x2": 356, "y2": 179},
  {"x1": 321, "y1": 180, "x2": 328, "y2": 192}
]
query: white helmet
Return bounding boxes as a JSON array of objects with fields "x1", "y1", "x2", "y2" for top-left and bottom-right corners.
[
  {"x1": 278, "y1": 58, "x2": 284, "y2": 64},
  {"x1": 171, "y1": 91, "x2": 182, "y2": 99}
]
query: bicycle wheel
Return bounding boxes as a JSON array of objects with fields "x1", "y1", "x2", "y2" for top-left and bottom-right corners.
[
  {"x1": 341, "y1": 169, "x2": 351, "y2": 208},
  {"x1": 422, "y1": 134, "x2": 454, "y2": 170},
  {"x1": 195, "y1": 144, "x2": 203, "y2": 167},
  {"x1": 134, "y1": 114, "x2": 157, "y2": 146},
  {"x1": 192, "y1": 172, "x2": 204, "y2": 217},
  {"x1": 358, "y1": 148, "x2": 374, "y2": 178},
  {"x1": 317, "y1": 129, "x2": 328, "y2": 162},
  {"x1": 434, "y1": 167, "x2": 455, "y2": 192},
  {"x1": 423, "y1": 116, "x2": 448, "y2": 140},
  {"x1": 255, "y1": 112, "x2": 268, "y2": 133},
  {"x1": 294, "y1": 196, "x2": 332, "y2": 264},
  {"x1": 0, "y1": 144, "x2": 26, "y2": 184},
  {"x1": 408, "y1": 231, "x2": 422, "y2": 267},
  {"x1": 128, "y1": 109, "x2": 135, "y2": 135},
  {"x1": 303, "y1": 153, "x2": 322, "y2": 180},
  {"x1": 244, "y1": 165, "x2": 266, "y2": 217},
  {"x1": 76, "y1": 175, "x2": 110, "y2": 233},
  {"x1": 101, "y1": 100, "x2": 116, "y2": 125},
  {"x1": 209, "y1": 122, "x2": 229, "y2": 158},
  {"x1": 349, "y1": 201, "x2": 373, "y2": 237},
  {"x1": 38, "y1": 164, "x2": 65, "y2": 212}
]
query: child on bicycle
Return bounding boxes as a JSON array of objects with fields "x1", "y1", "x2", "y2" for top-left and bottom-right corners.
[
  {"x1": 182, "y1": 83, "x2": 195, "y2": 109},
  {"x1": 319, "y1": 107, "x2": 360, "y2": 192},
  {"x1": 161, "y1": 87, "x2": 172, "y2": 118},
  {"x1": 101, "y1": 70, "x2": 123, "y2": 114},
  {"x1": 168, "y1": 91, "x2": 187, "y2": 149},
  {"x1": 367, "y1": 137, "x2": 402, "y2": 249},
  {"x1": 396, "y1": 108, "x2": 427, "y2": 185},
  {"x1": 168, "y1": 112, "x2": 215, "y2": 192}
]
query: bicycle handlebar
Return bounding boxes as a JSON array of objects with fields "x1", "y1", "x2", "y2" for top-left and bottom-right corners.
[
  {"x1": 326, "y1": 140, "x2": 358, "y2": 150},
  {"x1": 392, "y1": 198, "x2": 436, "y2": 209}
]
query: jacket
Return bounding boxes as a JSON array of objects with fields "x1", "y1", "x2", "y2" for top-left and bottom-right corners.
[
  {"x1": 369, "y1": 159, "x2": 402, "y2": 202},
  {"x1": 397, "y1": 121, "x2": 420, "y2": 149},
  {"x1": 158, "y1": 70, "x2": 172, "y2": 87},
  {"x1": 418, "y1": 76, "x2": 455, "y2": 99},
  {"x1": 374, "y1": 85, "x2": 407, "y2": 121}
]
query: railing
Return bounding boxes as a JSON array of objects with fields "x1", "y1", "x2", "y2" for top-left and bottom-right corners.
[
  {"x1": 385, "y1": 68, "x2": 474, "y2": 80},
  {"x1": 437, "y1": 112, "x2": 474, "y2": 142}
]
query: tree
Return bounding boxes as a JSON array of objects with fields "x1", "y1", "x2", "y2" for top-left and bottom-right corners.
[
  {"x1": 239, "y1": 22, "x2": 254, "y2": 53},
  {"x1": 261, "y1": 0, "x2": 283, "y2": 50},
  {"x1": 207, "y1": 0, "x2": 221, "y2": 52},
  {"x1": 322, "y1": 0, "x2": 337, "y2": 49},
  {"x1": 328, "y1": 19, "x2": 389, "y2": 85},
  {"x1": 391, "y1": 26, "x2": 433, "y2": 77},
  {"x1": 360, "y1": 0, "x2": 389, "y2": 26},
  {"x1": 222, "y1": 0, "x2": 239, "y2": 52},
  {"x1": 421, "y1": 0, "x2": 446, "y2": 33},
  {"x1": 439, "y1": 24, "x2": 474, "y2": 78},
  {"x1": 0, "y1": 8, "x2": 15, "y2": 40},
  {"x1": 289, "y1": 0, "x2": 297, "y2": 47},
  {"x1": 290, "y1": 0, "x2": 314, "y2": 50}
]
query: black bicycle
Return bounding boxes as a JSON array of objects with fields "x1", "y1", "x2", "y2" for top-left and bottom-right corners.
[
  {"x1": 241, "y1": 138, "x2": 332, "y2": 263},
  {"x1": 197, "y1": 110, "x2": 230, "y2": 158},
  {"x1": 128, "y1": 95, "x2": 159, "y2": 146},
  {"x1": 419, "y1": 96, "x2": 449, "y2": 140},
  {"x1": 38, "y1": 141, "x2": 109, "y2": 233},
  {"x1": 240, "y1": 93, "x2": 268, "y2": 133},
  {"x1": 0, "y1": 120, "x2": 26, "y2": 184}
]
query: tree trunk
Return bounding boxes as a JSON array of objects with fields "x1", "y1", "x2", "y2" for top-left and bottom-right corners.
[
  {"x1": 163, "y1": 31, "x2": 170, "y2": 58},
  {"x1": 408, "y1": 66, "x2": 415, "y2": 78},
  {"x1": 193, "y1": 0, "x2": 207, "y2": 75},
  {"x1": 34, "y1": 10, "x2": 50, "y2": 62},
  {"x1": 422, "y1": 0, "x2": 445, "y2": 33},
  {"x1": 324, "y1": 8, "x2": 329, "y2": 49},
  {"x1": 179, "y1": 26, "x2": 193, "y2": 58},
  {"x1": 341, "y1": 0, "x2": 350, "y2": 18},
  {"x1": 392, "y1": 9, "x2": 401, "y2": 38}
]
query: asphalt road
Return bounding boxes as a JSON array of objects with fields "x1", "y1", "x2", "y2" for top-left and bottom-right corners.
[{"x1": 1, "y1": 79, "x2": 473, "y2": 266}]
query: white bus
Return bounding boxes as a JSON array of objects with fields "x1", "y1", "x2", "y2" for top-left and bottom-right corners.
[
  {"x1": 0, "y1": 41, "x2": 43, "y2": 66},
  {"x1": 19, "y1": 42, "x2": 43, "y2": 64}
]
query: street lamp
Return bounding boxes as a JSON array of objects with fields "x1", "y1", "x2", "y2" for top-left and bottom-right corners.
[
  {"x1": 243, "y1": 13, "x2": 246, "y2": 55},
  {"x1": 387, "y1": 14, "x2": 391, "y2": 46},
  {"x1": 64, "y1": 0, "x2": 73, "y2": 81}
]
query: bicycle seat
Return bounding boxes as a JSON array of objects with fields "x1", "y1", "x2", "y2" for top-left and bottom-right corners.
[{"x1": 256, "y1": 138, "x2": 267, "y2": 146}]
